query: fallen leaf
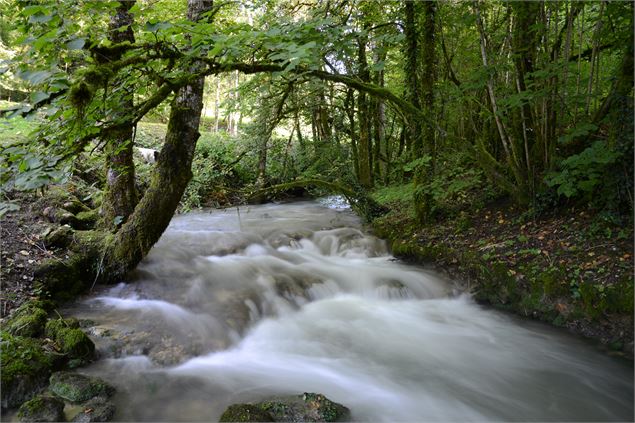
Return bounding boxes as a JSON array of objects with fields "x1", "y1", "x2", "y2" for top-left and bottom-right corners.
[{"x1": 19, "y1": 250, "x2": 29, "y2": 256}]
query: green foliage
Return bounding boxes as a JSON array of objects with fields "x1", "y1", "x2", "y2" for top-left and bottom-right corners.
[
  {"x1": 544, "y1": 141, "x2": 621, "y2": 203},
  {"x1": 415, "y1": 157, "x2": 493, "y2": 220},
  {"x1": 180, "y1": 132, "x2": 252, "y2": 211}
]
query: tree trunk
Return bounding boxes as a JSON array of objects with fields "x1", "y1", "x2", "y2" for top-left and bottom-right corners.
[
  {"x1": 404, "y1": 1, "x2": 423, "y2": 159},
  {"x1": 473, "y1": 0, "x2": 528, "y2": 206},
  {"x1": 372, "y1": 47, "x2": 387, "y2": 183},
  {"x1": 214, "y1": 76, "x2": 220, "y2": 132},
  {"x1": 356, "y1": 36, "x2": 372, "y2": 188},
  {"x1": 101, "y1": 1, "x2": 138, "y2": 230},
  {"x1": 101, "y1": 0, "x2": 213, "y2": 283},
  {"x1": 344, "y1": 88, "x2": 359, "y2": 179},
  {"x1": 414, "y1": 0, "x2": 437, "y2": 223}
]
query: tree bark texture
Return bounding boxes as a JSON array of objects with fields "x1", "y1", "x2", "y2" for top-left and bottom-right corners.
[
  {"x1": 101, "y1": 1, "x2": 138, "y2": 230},
  {"x1": 101, "y1": 0, "x2": 213, "y2": 283}
]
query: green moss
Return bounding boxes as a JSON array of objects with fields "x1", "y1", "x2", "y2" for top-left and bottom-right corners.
[
  {"x1": 0, "y1": 332, "x2": 55, "y2": 408},
  {"x1": 219, "y1": 404, "x2": 274, "y2": 422},
  {"x1": 49, "y1": 372, "x2": 114, "y2": 403},
  {"x1": 538, "y1": 266, "x2": 568, "y2": 296},
  {"x1": 45, "y1": 319, "x2": 94, "y2": 360},
  {"x1": 45, "y1": 317, "x2": 80, "y2": 338},
  {"x1": 75, "y1": 210, "x2": 99, "y2": 230},
  {"x1": 17, "y1": 395, "x2": 65, "y2": 422},
  {"x1": 5, "y1": 303, "x2": 49, "y2": 338}
]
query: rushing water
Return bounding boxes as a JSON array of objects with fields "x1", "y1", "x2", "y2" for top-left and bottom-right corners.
[{"x1": 64, "y1": 198, "x2": 633, "y2": 422}]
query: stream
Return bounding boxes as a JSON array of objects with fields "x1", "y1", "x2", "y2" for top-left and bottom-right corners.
[{"x1": 63, "y1": 198, "x2": 633, "y2": 421}]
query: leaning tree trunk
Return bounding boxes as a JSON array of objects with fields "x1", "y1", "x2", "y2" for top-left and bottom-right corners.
[
  {"x1": 100, "y1": 0, "x2": 213, "y2": 283},
  {"x1": 101, "y1": 1, "x2": 138, "y2": 230}
]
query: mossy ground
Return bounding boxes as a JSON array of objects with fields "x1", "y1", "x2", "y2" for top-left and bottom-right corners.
[{"x1": 372, "y1": 194, "x2": 634, "y2": 355}]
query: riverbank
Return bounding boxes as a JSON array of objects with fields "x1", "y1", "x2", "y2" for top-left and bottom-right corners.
[{"x1": 371, "y1": 195, "x2": 634, "y2": 357}]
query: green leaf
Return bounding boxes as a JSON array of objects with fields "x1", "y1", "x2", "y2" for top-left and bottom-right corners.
[
  {"x1": 29, "y1": 13, "x2": 53, "y2": 24},
  {"x1": 21, "y1": 6, "x2": 45, "y2": 17},
  {"x1": 0, "y1": 202, "x2": 20, "y2": 218},
  {"x1": 30, "y1": 91, "x2": 50, "y2": 105},
  {"x1": 66, "y1": 38, "x2": 86, "y2": 50},
  {"x1": 145, "y1": 21, "x2": 173, "y2": 33},
  {"x1": 19, "y1": 70, "x2": 52, "y2": 85}
]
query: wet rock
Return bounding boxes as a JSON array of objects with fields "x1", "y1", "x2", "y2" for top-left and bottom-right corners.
[
  {"x1": 17, "y1": 395, "x2": 65, "y2": 422},
  {"x1": 219, "y1": 404, "x2": 274, "y2": 422},
  {"x1": 42, "y1": 225, "x2": 74, "y2": 249},
  {"x1": 1, "y1": 332, "x2": 55, "y2": 409},
  {"x1": 220, "y1": 393, "x2": 350, "y2": 423},
  {"x1": 5, "y1": 302, "x2": 49, "y2": 338},
  {"x1": 49, "y1": 372, "x2": 115, "y2": 403},
  {"x1": 71, "y1": 396, "x2": 116, "y2": 422},
  {"x1": 45, "y1": 319, "x2": 95, "y2": 361}
]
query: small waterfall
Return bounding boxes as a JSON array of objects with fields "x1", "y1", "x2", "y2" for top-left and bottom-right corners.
[{"x1": 64, "y1": 198, "x2": 634, "y2": 422}]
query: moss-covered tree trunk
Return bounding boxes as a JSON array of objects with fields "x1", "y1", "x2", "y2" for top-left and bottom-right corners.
[
  {"x1": 413, "y1": 1, "x2": 438, "y2": 224},
  {"x1": 100, "y1": 0, "x2": 213, "y2": 283},
  {"x1": 404, "y1": 1, "x2": 422, "y2": 159},
  {"x1": 356, "y1": 36, "x2": 373, "y2": 188},
  {"x1": 101, "y1": 1, "x2": 138, "y2": 230}
]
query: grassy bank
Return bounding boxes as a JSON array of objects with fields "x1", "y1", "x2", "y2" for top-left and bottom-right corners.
[{"x1": 371, "y1": 184, "x2": 634, "y2": 356}]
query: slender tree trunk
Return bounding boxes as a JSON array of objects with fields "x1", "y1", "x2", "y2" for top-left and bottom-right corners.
[
  {"x1": 101, "y1": 0, "x2": 213, "y2": 283},
  {"x1": 344, "y1": 88, "x2": 359, "y2": 179},
  {"x1": 214, "y1": 76, "x2": 220, "y2": 132},
  {"x1": 414, "y1": 0, "x2": 437, "y2": 223},
  {"x1": 585, "y1": 1, "x2": 605, "y2": 116},
  {"x1": 101, "y1": 1, "x2": 138, "y2": 230},
  {"x1": 511, "y1": 1, "x2": 540, "y2": 197},
  {"x1": 474, "y1": 0, "x2": 528, "y2": 205},
  {"x1": 404, "y1": 1, "x2": 422, "y2": 159},
  {"x1": 356, "y1": 36, "x2": 372, "y2": 188}
]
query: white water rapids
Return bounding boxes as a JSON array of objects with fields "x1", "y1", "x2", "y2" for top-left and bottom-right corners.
[{"x1": 65, "y1": 198, "x2": 633, "y2": 421}]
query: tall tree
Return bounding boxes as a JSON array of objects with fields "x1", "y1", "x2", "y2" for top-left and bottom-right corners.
[
  {"x1": 101, "y1": 0, "x2": 213, "y2": 282},
  {"x1": 101, "y1": 1, "x2": 138, "y2": 230}
]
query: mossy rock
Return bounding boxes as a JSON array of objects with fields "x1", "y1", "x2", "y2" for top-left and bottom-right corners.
[
  {"x1": 49, "y1": 372, "x2": 115, "y2": 403},
  {"x1": 45, "y1": 317, "x2": 81, "y2": 338},
  {"x1": 62, "y1": 200, "x2": 90, "y2": 215},
  {"x1": 74, "y1": 210, "x2": 99, "y2": 230},
  {"x1": 5, "y1": 302, "x2": 49, "y2": 338},
  {"x1": 45, "y1": 319, "x2": 94, "y2": 360},
  {"x1": 17, "y1": 395, "x2": 65, "y2": 422},
  {"x1": 221, "y1": 393, "x2": 350, "y2": 423},
  {"x1": 42, "y1": 225, "x2": 75, "y2": 249},
  {"x1": 0, "y1": 332, "x2": 55, "y2": 409},
  {"x1": 34, "y1": 252, "x2": 97, "y2": 302},
  {"x1": 219, "y1": 404, "x2": 274, "y2": 422},
  {"x1": 71, "y1": 396, "x2": 116, "y2": 422}
]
